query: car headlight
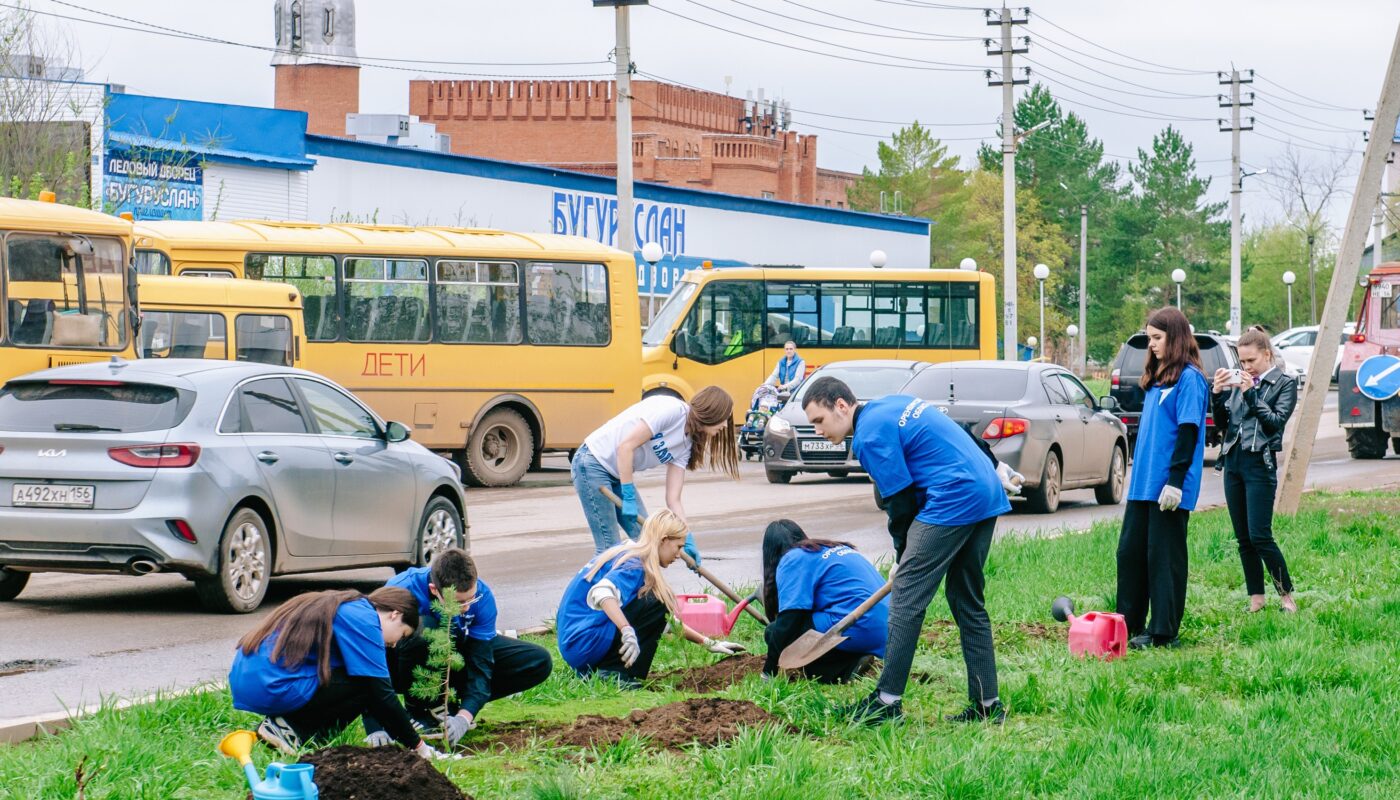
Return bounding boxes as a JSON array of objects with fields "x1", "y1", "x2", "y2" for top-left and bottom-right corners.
[{"x1": 767, "y1": 417, "x2": 793, "y2": 436}]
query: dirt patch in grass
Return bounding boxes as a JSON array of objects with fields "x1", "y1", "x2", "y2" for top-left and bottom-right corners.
[
  {"x1": 299, "y1": 745, "x2": 472, "y2": 800},
  {"x1": 469, "y1": 699, "x2": 783, "y2": 752},
  {"x1": 924, "y1": 619, "x2": 1057, "y2": 647},
  {"x1": 656, "y1": 654, "x2": 766, "y2": 692},
  {"x1": 461, "y1": 720, "x2": 565, "y2": 753}
]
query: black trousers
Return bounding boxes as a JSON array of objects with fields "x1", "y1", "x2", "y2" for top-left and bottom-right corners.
[
  {"x1": 391, "y1": 634, "x2": 553, "y2": 716},
  {"x1": 1116, "y1": 500, "x2": 1190, "y2": 640},
  {"x1": 281, "y1": 668, "x2": 374, "y2": 744},
  {"x1": 762, "y1": 614, "x2": 870, "y2": 684},
  {"x1": 589, "y1": 594, "x2": 668, "y2": 680},
  {"x1": 1223, "y1": 447, "x2": 1294, "y2": 595}
]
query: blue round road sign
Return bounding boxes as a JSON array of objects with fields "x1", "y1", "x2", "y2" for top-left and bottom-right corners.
[{"x1": 1357, "y1": 354, "x2": 1400, "y2": 401}]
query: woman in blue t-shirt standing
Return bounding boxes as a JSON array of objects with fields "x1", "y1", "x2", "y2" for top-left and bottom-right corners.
[
  {"x1": 760, "y1": 519, "x2": 888, "y2": 684},
  {"x1": 229, "y1": 587, "x2": 443, "y2": 759},
  {"x1": 1117, "y1": 306, "x2": 1209, "y2": 649}
]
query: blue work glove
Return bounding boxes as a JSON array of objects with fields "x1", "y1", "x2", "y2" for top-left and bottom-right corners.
[
  {"x1": 683, "y1": 531, "x2": 701, "y2": 566},
  {"x1": 620, "y1": 483, "x2": 638, "y2": 519}
]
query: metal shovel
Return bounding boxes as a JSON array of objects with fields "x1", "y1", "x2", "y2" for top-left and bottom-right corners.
[
  {"x1": 777, "y1": 578, "x2": 893, "y2": 671},
  {"x1": 599, "y1": 486, "x2": 768, "y2": 625}
]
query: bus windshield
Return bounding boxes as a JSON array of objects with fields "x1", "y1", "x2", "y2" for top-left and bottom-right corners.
[
  {"x1": 4, "y1": 233, "x2": 128, "y2": 349},
  {"x1": 643, "y1": 282, "x2": 697, "y2": 346}
]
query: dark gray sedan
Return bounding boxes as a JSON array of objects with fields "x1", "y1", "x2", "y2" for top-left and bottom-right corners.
[
  {"x1": 0, "y1": 359, "x2": 467, "y2": 612},
  {"x1": 900, "y1": 361, "x2": 1128, "y2": 513}
]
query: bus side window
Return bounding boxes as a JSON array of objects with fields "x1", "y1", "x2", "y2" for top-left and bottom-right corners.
[
  {"x1": 526, "y1": 262, "x2": 610, "y2": 346},
  {"x1": 138, "y1": 310, "x2": 226, "y2": 360},
  {"x1": 247, "y1": 254, "x2": 337, "y2": 341},
  {"x1": 436, "y1": 260, "x2": 522, "y2": 344},
  {"x1": 820, "y1": 282, "x2": 873, "y2": 347},
  {"x1": 236, "y1": 314, "x2": 294, "y2": 365},
  {"x1": 135, "y1": 250, "x2": 171, "y2": 276},
  {"x1": 344, "y1": 258, "x2": 430, "y2": 343}
]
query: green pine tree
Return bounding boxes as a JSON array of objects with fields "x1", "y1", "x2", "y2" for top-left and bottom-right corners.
[{"x1": 409, "y1": 586, "x2": 465, "y2": 721}]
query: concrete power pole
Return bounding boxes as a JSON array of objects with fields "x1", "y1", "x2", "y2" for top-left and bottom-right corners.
[
  {"x1": 1278, "y1": 21, "x2": 1400, "y2": 515},
  {"x1": 1079, "y1": 203, "x2": 1088, "y2": 376},
  {"x1": 986, "y1": 5, "x2": 1029, "y2": 360},
  {"x1": 599, "y1": 0, "x2": 644, "y2": 258},
  {"x1": 1219, "y1": 69, "x2": 1254, "y2": 338}
]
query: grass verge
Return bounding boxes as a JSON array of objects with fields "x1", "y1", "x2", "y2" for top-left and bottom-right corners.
[{"x1": 3, "y1": 490, "x2": 1398, "y2": 798}]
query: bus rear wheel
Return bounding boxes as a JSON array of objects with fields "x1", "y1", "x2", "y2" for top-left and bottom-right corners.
[
  {"x1": 1345, "y1": 427, "x2": 1388, "y2": 460},
  {"x1": 462, "y1": 408, "x2": 534, "y2": 487}
]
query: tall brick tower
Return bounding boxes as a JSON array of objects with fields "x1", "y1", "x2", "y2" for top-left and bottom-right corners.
[{"x1": 272, "y1": 0, "x2": 359, "y2": 137}]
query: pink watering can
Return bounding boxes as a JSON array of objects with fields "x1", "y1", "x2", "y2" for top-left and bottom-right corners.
[
  {"x1": 1051, "y1": 596, "x2": 1127, "y2": 661},
  {"x1": 677, "y1": 593, "x2": 756, "y2": 637}
]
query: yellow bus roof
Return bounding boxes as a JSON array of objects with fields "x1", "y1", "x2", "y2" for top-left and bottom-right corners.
[
  {"x1": 138, "y1": 274, "x2": 303, "y2": 310},
  {"x1": 0, "y1": 197, "x2": 132, "y2": 237},
  {"x1": 678, "y1": 267, "x2": 988, "y2": 282},
  {"x1": 134, "y1": 220, "x2": 629, "y2": 261}
]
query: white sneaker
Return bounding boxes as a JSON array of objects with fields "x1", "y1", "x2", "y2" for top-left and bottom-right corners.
[{"x1": 256, "y1": 716, "x2": 301, "y2": 755}]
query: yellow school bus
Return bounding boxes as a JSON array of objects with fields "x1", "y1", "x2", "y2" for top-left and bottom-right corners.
[
  {"x1": 136, "y1": 274, "x2": 305, "y2": 367},
  {"x1": 133, "y1": 220, "x2": 641, "y2": 486},
  {"x1": 640, "y1": 266, "x2": 998, "y2": 415},
  {"x1": 0, "y1": 197, "x2": 138, "y2": 382}
]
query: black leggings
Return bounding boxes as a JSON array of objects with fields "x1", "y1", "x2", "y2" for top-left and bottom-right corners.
[
  {"x1": 281, "y1": 668, "x2": 418, "y2": 748},
  {"x1": 1116, "y1": 500, "x2": 1190, "y2": 640},
  {"x1": 588, "y1": 594, "x2": 669, "y2": 680},
  {"x1": 762, "y1": 610, "x2": 873, "y2": 684},
  {"x1": 391, "y1": 634, "x2": 554, "y2": 717},
  {"x1": 1223, "y1": 448, "x2": 1294, "y2": 595}
]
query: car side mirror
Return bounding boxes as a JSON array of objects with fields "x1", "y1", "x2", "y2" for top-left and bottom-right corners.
[
  {"x1": 1099, "y1": 395, "x2": 1119, "y2": 412},
  {"x1": 385, "y1": 420, "x2": 412, "y2": 443}
]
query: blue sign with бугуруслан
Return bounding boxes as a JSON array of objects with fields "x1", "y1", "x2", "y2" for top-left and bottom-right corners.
[{"x1": 1357, "y1": 354, "x2": 1400, "y2": 401}]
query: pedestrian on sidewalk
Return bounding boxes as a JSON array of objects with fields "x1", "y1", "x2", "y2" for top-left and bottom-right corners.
[
  {"x1": 1213, "y1": 325, "x2": 1299, "y2": 613},
  {"x1": 1117, "y1": 307, "x2": 1209, "y2": 649},
  {"x1": 555, "y1": 510, "x2": 744, "y2": 686},
  {"x1": 571, "y1": 387, "x2": 739, "y2": 558},
  {"x1": 801, "y1": 377, "x2": 1023, "y2": 725},
  {"x1": 760, "y1": 519, "x2": 889, "y2": 684},
  {"x1": 228, "y1": 587, "x2": 445, "y2": 759}
]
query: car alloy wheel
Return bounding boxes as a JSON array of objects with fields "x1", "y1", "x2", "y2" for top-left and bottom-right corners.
[
  {"x1": 227, "y1": 519, "x2": 268, "y2": 604},
  {"x1": 421, "y1": 506, "x2": 459, "y2": 564}
]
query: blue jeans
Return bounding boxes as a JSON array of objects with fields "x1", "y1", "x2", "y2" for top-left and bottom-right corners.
[{"x1": 572, "y1": 445, "x2": 647, "y2": 554}]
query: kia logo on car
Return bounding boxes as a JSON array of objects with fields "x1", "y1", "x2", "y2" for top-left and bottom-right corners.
[{"x1": 37, "y1": 449, "x2": 67, "y2": 457}]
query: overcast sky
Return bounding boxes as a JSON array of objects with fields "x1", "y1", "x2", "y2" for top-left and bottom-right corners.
[{"x1": 39, "y1": 0, "x2": 1400, "y2": 231}]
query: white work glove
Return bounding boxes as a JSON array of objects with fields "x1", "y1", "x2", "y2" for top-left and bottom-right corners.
[
  {"x1": 1158, "y1": 485, "x2": 1183, "y2": 512},
  {"x1": 364, "y1": 730, "x2": 392, "y2": 748},
  {"x1": 415, "y1": 741, "x2": 447, "y2": 760},
  {"x1": 703, "y1": 637, "x2": 747, "y2": 656},
  {"x1": 441, "y1": 712, "x2": 475, "y2": 746},
  {"x1": 619, "y1": 625, "x2": 641, "y2": 668},
  {"x1": 995, "y1": 462, "x2": 1025, "y2": 496}
]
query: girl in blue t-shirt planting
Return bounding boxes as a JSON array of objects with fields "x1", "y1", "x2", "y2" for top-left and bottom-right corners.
[
  {"x1": 1116, "y1": 306, "x2": 1209, "y2": 650},
  {"x1": 556, "y1": 509, "x2": 745, "y2": 686},
  {"x1": 760, "y1": 519, "x2": 889, "y2": 684},
  {"x1": 228, "y1": 587, "x2": 446, "y2": 760}
]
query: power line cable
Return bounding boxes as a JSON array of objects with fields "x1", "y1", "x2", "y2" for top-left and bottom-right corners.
[
  {"x1": 1253, "y1": 128, "x2": 1362, "y2": 156},
  {"x1": 867, "y1": 0, "x2": 989, "y2": 11},
  {"x1": 1254, "y1": 121, "x2": 1362, "y2": 152},
  {"x1": 1253, "y1": 95, "x2": 1364, "y2": 132},
  {"x1": 1252, "y1": 110, "x2": 1362, "y2": 136},
  {"x1": 707, "y1": 0, "x2": 980, "y2": 42},
  {"x1": 779, "y1": 0, "x2": 982, "y2": 40},
  {"x1": 1253, "y1": 72, "x2": 1365, "y2": 113},
  {"x1": 1032, "y1": 74, "x2": 1214, "y2": 123},
  {"x1": 1025, "y1": 56, "x2": 1212, "y2": 102},
  {"x1": 1032, "y1": 14, "x2": 1215, "y2": 75}
]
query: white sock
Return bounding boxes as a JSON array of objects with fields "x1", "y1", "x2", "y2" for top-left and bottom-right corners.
[
  {"x1": 981, "y1": 696, "x2": 999, "y2": 707},
  {"x1": 878, "y1": 691, "x2": 901, "y2": 705}
]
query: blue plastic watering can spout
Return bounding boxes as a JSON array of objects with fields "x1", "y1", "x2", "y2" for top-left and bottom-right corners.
[{"x1": 243, "y1": 763, "x2": 262, "y2": 792}]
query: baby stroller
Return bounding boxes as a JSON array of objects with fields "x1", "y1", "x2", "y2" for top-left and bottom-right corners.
[{"x1": 739, "y1": 384, "x2": 785, "y2": 460}]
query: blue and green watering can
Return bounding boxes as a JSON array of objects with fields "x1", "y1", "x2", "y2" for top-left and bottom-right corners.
[{"x1": 219, "y1": 730, "x2": 319, "y2": 800}]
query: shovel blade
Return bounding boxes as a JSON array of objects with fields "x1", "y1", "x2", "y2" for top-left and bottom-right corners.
[{"x1": 778, "y1": 628, "x2": 849, "y2": 671}]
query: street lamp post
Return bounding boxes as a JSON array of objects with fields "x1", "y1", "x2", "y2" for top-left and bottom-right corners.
[
  {"x1": 1034, "y1": 263, "x2": 1049, "y2": 357},
  {"x1": 959, "y1": 257, "x2": 978, "y2": 271},
  {"x1": 1066, "y1": 323, "x2": 1079, "y2": 368},
  {"x1": 1282, "y1": 270, "x2": 1296, "y2": 330},
  {"x1": 1172, "y1": 268, "x2": 1187, "y2": 309},
  {"x1": 641, "y1": 241, "x2": 663, "y2": 325},
  {"x1": 1027, "y1": 335, "x2": 1038, "y2": 361}
]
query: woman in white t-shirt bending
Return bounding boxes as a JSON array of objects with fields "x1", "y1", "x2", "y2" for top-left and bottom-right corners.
[{"x1": 571, "y1": 386, "x2": 739, "y2": 558}]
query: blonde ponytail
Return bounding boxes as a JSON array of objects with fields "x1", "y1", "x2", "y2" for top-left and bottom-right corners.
[{"x1": 586, "y1": 509, "x2": 687, "y2": 617}]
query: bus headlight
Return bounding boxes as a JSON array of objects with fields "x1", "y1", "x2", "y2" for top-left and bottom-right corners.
[{"x1": 767, "y1": 417, "x2": 792, "y2": 436}]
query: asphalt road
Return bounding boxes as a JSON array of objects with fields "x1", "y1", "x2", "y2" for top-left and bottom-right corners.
[{"x1": 4, "y1": 391, "x2": 1398, "y2": 725}]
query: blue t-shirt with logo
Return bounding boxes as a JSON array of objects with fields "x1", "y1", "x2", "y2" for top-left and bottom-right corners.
[
  {"x1": 386, "y1": 566, "x2": 497, "y2": 642},
  {"x1": 852, "y1": 395, "x2": 1011, "y2": 526},
  {"x1": 556, "y1": 555, "x2": 648, "y2": 672},
  {"x1": 228, "y1": 597, "x2": 389, "y2": 716},
  {"x1": 776, "y1": 545, "x2": 888, "y2": 656},
  {"x1": 1127, "y1": 364, "x2": 1208, "y2": 510}
]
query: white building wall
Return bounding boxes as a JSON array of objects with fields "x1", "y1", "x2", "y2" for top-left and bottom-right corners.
[{"x1": 202, "y1": 163, "x2": 309, "y2": 221}]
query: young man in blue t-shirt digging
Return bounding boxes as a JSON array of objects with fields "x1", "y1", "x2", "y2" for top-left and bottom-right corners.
[{"x1": 802, "y1": 377, "x2": 1022, "y2": 725}]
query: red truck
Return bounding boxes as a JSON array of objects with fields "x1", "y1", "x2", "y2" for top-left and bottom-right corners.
[{"x1": 1338, "y1": 261, "x2": 1400, "y2": 459}]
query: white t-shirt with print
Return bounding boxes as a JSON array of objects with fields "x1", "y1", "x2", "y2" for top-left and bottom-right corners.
[{"x1": 584, "y1": 395, "x2": 692, "y2": 479}]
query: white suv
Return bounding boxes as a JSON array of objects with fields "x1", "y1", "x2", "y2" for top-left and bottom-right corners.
[{"x1": 1272, "y1": 323, "x2": 1355, "y2": 383}]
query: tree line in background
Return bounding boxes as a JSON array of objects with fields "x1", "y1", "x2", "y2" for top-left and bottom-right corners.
[{"x1": 848, "y1": 84, "x2": 1358, "y2": 366}]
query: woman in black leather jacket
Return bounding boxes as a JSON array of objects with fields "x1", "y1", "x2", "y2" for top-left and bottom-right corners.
[{"x1": 1212, "y1": 326, "x2": 1298, "y2": 613}]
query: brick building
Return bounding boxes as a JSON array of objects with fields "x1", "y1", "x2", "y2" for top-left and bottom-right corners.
[{"x1": 408, "y1": 79, "x2": 857, "y2": 207}]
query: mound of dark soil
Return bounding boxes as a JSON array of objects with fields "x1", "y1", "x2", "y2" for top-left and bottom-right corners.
[
  {"x1": 469, "y1": 698, "x2": 783, "y2": 752},
  {"x1": 298, "y1": 745, "x2": 472, "y2": 800},
  {"x1": 657, "y1": 654, "x2": 766, "y2": 692}
]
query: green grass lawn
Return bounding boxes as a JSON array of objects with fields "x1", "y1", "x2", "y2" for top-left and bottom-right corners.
[
  {"x1": 4, "y1": 491, "x2": 1399, "y2": 799},
  {"x1": 1082, "y1": 376, "x2": 1110, "y2": 399}
]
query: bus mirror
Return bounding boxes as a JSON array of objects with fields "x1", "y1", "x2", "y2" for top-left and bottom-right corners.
[
  {"x1": 385, "y1": 421, "x2": 412, "y2": 443},
  {"x1": 67, "y1": 237, "x2": 95, "y2": 257}
]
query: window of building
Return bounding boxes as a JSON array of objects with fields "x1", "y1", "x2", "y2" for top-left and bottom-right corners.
[
  {"x1": 236, "y1": 314, "x2": 294, "y2": 365},
  {"x1": 761, "y1": 191, "x2": 776, "y2": 200},
  {"x1": 322, "y1": 5, "x2": 334, "y2": 39},
  {"x1": 435, "y1": 260, "x2": 522, "y2": 344},
  {"x1": 138, "y1": 310, "x2": 226, "y2": 359},
  {"x1": 525, "y1": 262, "x2": 610, "y2": 346},
  {"x1": 246, "y1": 253, "x2": 337, "y2": 341},
  {"x1": 290, "y1": 1, "x2": 302, "y2": 43}
]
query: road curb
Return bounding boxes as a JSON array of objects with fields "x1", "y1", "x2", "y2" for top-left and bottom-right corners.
[{"x1": 0, "y1": 682, "x2": 220, "y2": 745}]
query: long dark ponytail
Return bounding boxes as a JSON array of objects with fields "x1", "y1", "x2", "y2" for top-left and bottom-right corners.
[{"x1": 760, "y1": 519, "x2": 854, "y2": 616}]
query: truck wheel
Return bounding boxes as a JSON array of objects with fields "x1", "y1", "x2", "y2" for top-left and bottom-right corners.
[
  {"x1": 462, "y1": 408, "x2": 534, "y2": 487},
  {"x1": 1345, "y1": 428, "x2": 1388, "y2": 460},
  {"x1": 0, "y1": 567, "x2": 30, "y2": 601},
  {"x1": 194, "y1": 508, "x2": 271, "y2": 613},
  {"x1": 1023, "y1": 450, "x2": 1062, "y2": 514},
  {"x1": 1094, "y1": 444, "x2": 1127, "y2": 506}
]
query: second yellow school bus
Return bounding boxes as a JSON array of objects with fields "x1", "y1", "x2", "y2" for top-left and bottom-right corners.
[
  {"x1": 133, "y1": 220, "x2": 641, "y2": 487},
  {"x1": 639, "y1": 266, "x2": 997, "y2": 414},
  {"x1": 136, "y1": 275, "x2": 306, "y2": 367}
]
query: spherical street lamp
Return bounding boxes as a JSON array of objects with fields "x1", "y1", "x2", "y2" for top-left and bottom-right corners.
[
  {"x1": 870, "y1": 249, "x2": 888, "y2": 268},
  {"x1": 959, "y1": 257, "x2": 977, "y2": 271},
  {"x1": 1282, "y1": 270, "x2": 1297, "y2": 329},
  {"x1": 1034, "y1": 263, "x2": 1050, "y2": 281},
  {"x1": 1066, "y1": 324, "x2": 1079, "y2": 368},
  {"x1": 1033, "y1": 263, "x2": 1050, "y2": 357},
  {"x1": 1067, "y1": 324, "x2": 1079, "y2": 337},
  {"x1": 1171, "y1": 268, "x2": 1186, "y2": 308},
  {"x1": 641, "y1": 241, "x2": 665, "y2": 323}
]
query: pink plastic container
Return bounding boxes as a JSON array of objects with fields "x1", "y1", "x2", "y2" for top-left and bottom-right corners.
[
  {"x1": 1066, "y1": 611, "x2": 1128, "y2": 660},
  {"x1": 676, "y1": 593, "x2": 752, "y2": 638}
]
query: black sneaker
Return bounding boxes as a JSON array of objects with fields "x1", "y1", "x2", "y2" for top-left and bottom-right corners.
[
  {"x1": 839, "y1": 654, "x2": 878, "y2": 684},
  {"x1": 1129, "y1": 634, "x2": 1181, "y2": 650},
  {"x1": 945, "y1": 700, "x2": 1006, "y2": 724},
  {"x1": 595, "y1": 669, "x2": 643, "y2": 691},
  {"x1": 843, "y1": 690, "x2": 903, "y2": 726}
]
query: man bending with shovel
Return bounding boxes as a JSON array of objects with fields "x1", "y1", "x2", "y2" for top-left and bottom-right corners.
[{"x1": 800, "y1": 377, "x2": 1020, "y2": 725}]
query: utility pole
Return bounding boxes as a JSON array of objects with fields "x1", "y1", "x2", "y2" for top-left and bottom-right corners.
[
  {"x1": 1306, "y1": 233, "x2": 1317, "y2": 323},
  {"x1": 986, "y1": 5, "x2": 1029, "y2": 360},
  {"x1": 597, "y1": 1, "x2": 647, "y2": 257},
  {"x1": 1278, "y1": 21, "x2": 1400, "y2": 515},
  {"x1": 1078, "y1": 203, "x2": 1087, "y2": 376},
  {"x1": 1218, "y1": 69, "x2": 1254, "y2": 337}
]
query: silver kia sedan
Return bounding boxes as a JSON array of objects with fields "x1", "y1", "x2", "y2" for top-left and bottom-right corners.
[{"x1": 0, "y1": 359, "x2": 468, "y2": 612}]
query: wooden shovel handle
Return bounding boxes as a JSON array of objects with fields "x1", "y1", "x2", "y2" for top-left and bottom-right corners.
[
  {"x1": 597, "y1": 486, "x2": 769, "y2": 625},
  {"x1": 825, "y1": 578, "x2": 894, "y2": 637}
]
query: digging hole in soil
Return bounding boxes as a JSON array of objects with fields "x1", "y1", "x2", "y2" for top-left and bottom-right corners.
[
  {"x1": 471, "y1": 698, "x2": 784, "y2": 752},
  {"x1": 656, "y1": 654, "x2": 766, "y2": 692},
  {"x1": 298, "y1": 746, "x2": 472, "y2": 800}
]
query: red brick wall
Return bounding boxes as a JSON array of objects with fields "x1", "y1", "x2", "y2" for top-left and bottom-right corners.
[{"x1": 275, "y1": 64, "x2": 359, "y2": 137}]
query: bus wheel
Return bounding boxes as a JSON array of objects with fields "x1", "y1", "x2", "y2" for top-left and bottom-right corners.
[
  {"x1": 463, "y1": 408, "x2": 534, "y2": 487},
  {"x1": 1345, "y1": 427, "x2": 1388, "y2": 460}
]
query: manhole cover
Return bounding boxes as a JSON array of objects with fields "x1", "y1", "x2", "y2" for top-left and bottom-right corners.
[{"x1": 0, "y1": 658, "x2": 64, "y2": 678}]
